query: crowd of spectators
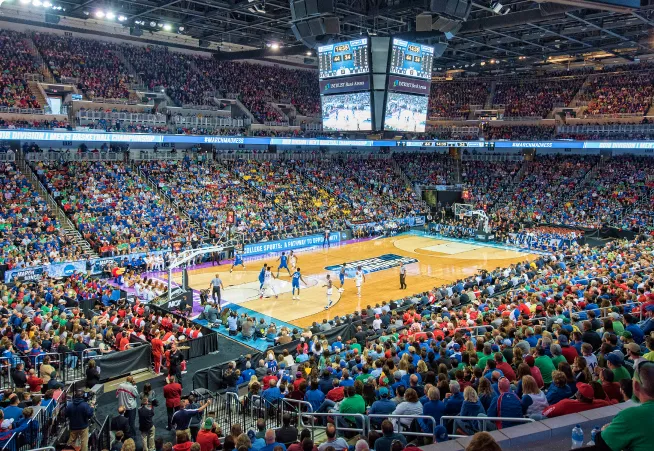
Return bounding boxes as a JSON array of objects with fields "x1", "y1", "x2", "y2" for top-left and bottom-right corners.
[
  {"x1": 394, "y1": 153, "x2": 454, "y2": 185},
  {"x1": 428, "y1": 82, "x2": 490, "y2": 119},
  {"x1": 31, "y1": 161, "x2": 197, "y2": 255},
  {"x1": 0, "y1": 161, "x2": 87, "y2": 270},
  {"x1": 32, "y1": 34, "x2": 132, "y2": 101},
  {"x1": 579, "y1": 71, "x2": 654, "y2": 116},
  {"x1": 493, "y1": 77, "x2": 585, "y2": 118},
  {"x1": 0, "y1": 30, "x2": 41, "y2": 110},
  {"x1": 483, "y1": 125, "x2": 556, "y2": 141}
]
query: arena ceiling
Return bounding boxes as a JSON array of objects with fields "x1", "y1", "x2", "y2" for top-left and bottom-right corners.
[{"x1": 34, "y1": 0, "x2": 654, "y2": 69}]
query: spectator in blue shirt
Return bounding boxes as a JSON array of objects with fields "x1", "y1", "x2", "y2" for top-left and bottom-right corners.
[
  {"x1": 487, "y1": 378, "x2": 523, "y2": 429},
  {"x1": 304, "y1": 380, "x2": 325, "y2": 412},
  {"x1": 263, "y1": 380, "x2": 284, "y2": 404},
  {"x1": 420, "y1": 386, "x2": 446, "y2": 433},
  {"x1": 368, "y1": 387, "x2": 396, "y2": 428},
  {"x1": 259, "y1": 429, "x2": 287, "y2": 451},
  {"x1": 624, "y1": 314, "x2": 644, "y2": 344}
]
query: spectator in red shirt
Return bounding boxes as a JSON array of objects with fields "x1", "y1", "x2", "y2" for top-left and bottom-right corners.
[
  {"x1": 26, "y1": 369, "x2": 43, "y2": 393},
  {"x1": 558, "y1": 335, "x2": 579, "y2": 364},
  {"x1": 524, "y1": 356, "x2": 544, "y2": 388},
  {"x1": 495, "y1": 353, "x2": 516, "y2": 382},
  {"x1": 163, "y1": 376, "x2": 183, "y2": 430},
  {"x1": 600, "y1": 368, "x2": 622, "y2": 403},
  {"x1": 195, "y1": 418, "x2": 221, "y2": 451},
  {"x1": 542, "y1": 383, "x2": 614, "y2": 418}
]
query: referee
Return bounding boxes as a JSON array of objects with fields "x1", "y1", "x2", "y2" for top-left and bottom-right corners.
[
  {"x1": 208, "y1": 274, "x2": 224, "y2": 309},
  {"x1": 399, "y1": 262, "x2": 407, "y2": 289}
]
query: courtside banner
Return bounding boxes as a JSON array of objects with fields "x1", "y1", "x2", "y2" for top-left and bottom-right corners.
[{"x1": 242, "y1": 232, "x2": 342, "y2": 257}]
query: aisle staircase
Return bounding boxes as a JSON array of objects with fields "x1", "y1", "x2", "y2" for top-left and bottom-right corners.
[
  {"x1": 16, "y1": 155, "x2": 98, "y2": 258},
  {"x1": 24, "y1": 35, "x2": 54, "y2": 82},
  {"x1": 28, "y1": 81, "x2": 49, "y2": 110},
  {"x1": 568, "y1": 74, "x2": 594, "y2": 107},
  {"x1": 484, "y1": 80, "x2": 497, "y2": 109}
]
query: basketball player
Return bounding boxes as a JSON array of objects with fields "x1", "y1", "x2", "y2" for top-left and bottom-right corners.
[
  {"x1": 291, "y1": 267, "x2": 307, "y2": 300},
  {"x1": 258, "y1": 263, "x2": 267, "y2": 292},
  {"x1": 355, "y1": 266, "x2": 365, "y2": 296},
  {"x1": 322, "y1": 228, "x2": 330, "y2": 248},
  {"x1": 289, "y1": 250, "x2": 298, "y2": 271},
  {"x1": 338, "y1": 263, "x2": 346, "y2": 292},
  {"x1": 324, "y1": 274, "x2": 334, "y2": 310},
  {"x1": 230, "y1": 249, "x2": 245, "y2": 273},
  {"x1": 276, "y1": 251, "x2": 291, "y2": 277},
  {"x1": 260, "y1": 266, "x2": 279, "y2": 299}
]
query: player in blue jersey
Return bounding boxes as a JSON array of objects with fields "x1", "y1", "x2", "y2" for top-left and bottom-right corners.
[
  {"x1": 258, "y1": 264, "x2": 267, "y2": 290},
  {"x1": 230, "y1": 249, "x2": 245, "y2": 273},
  {"x1": 338, "y1": 263, "x2": 346, "y2": 292},
  {"x1": 291, "y1": 267, "x2": 308, "y2": 301},
  {"x1": 276, "y1": 251, "x2": 291, "y2": 277}
]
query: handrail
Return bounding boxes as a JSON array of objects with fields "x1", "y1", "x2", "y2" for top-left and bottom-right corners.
[
  {"x1": 367, "y1": 414, "x2": 438, "y2": 438},
  {"x1": 280, "y1": 398, "x2": 314, "y2": 428},
  {"x1": 440, "y1": 415, "x2": 535, "y2": 439},
  {"x1": 303, "y1": 413, "x2": 366, "y2": 441}
]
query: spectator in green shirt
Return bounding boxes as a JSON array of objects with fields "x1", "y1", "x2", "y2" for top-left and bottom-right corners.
[
  {"x1": 338, "y1": 385, "x2": 365, "y2": 429},
  {"x1": 534, "y1": 347, "x2": 556, "y2": 387},
  {"x1": 550, "y1": 344, "x2": 567, "y2": 369},
  {"x1": 599, "y1": 360, "x2": 654, "y2": 451},
  {"x1": 477, "y1": 343, "x2": 494, "y2": 370},
  {"x1": 350, "y1": 338, "x2": 362, "y2": 354},
  {"x1": 606, "y1": 352, "x2": 631, "y2": 382}
]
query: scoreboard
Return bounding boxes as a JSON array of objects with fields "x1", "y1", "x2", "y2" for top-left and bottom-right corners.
[
  {"x1": 318, "y1": 38, "x2": 370, "y2": 80},
  {"x1": 389, "y1": 38, "x2": 434, "y2": 80}
]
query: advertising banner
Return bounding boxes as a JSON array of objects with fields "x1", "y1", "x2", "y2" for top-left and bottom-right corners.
[
  {"x1": 242, "y1": 232, "x2": 343, "y2": 257},
  {"x1": 320, "y1": 75, "x2": 371, "y2": 95},
  {"x1": 387, "y1": 75, "x2": 431, "y2": 95}
]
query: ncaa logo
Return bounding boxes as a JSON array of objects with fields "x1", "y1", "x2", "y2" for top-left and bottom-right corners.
[
  {"x1": 63, "y1": 264, "x2": 77, "y2": 276},
  {"x1": 393, "y1": 80, "x2": 399, "y2": 87},
  {"x1": 324, "y1": 84, "x2": 330, "y2": 91}
]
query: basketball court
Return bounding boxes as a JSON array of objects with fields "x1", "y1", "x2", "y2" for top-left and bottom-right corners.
[{"x1": 160, "y1": 232, "x2": 538, "y2": 332}]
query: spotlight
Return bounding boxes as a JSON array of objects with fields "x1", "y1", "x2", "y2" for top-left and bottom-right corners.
[
  {"x1": 32, "y1": 0, "x2": 42, "y2": 5},
  {"x1": 163, "y1": 24, "x2": 172, "y2": 31},
  {"x1": 150, "y1": 21, "x2": 157, "y2": 27},
  {"x1": 95, "y1": 10, "x2": 105, "y2": 18},
  {"x1": 43, "y1": 1, "x2": 52, "y2": 6},
  {"x1": 306, "y1": 51, "x2": 312, "y2": 56},
  {"x1": 157, "y1": 23, "x2": 163, "y2": 28},
  {"x1": 106, "y1": 12, "x2": 115, "y2": 19},
  {"x1": 20, "y1": 0, "x2": 30, "y2": 4},
  {"x1": 270, "y1": 42, "x2": 280, "y2": 49},
  {"x1": 480, "y1": 61, "x2": 486, "y2": 66},
  {"x1": 178, "y1": 26, "x2": 184, "y2": 31},
  {"x1": 118, "y1": 15, "x2": 126, "y2": 22}
]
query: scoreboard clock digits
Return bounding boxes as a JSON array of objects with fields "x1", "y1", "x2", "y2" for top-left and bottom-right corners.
[
  {"x1": 318, "y1": 38, "x2": 370, "y2": 79},
  {"x1": 390, "y1": 38, "x2": 435, "y2": 80}
]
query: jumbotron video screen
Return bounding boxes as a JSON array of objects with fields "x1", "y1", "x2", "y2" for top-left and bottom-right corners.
[
  {"x1": 383, "y1": 92, "x2": 428, "y2": 132},
  {"x1": 321, "y1": 92, "x2": 373, "y2": 132}
]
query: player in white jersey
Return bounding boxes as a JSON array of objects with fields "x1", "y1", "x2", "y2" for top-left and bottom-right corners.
[
  {"x1": 355, "y1": 266, "x2": 365, "y2": 296},
  {"x1": 289, "y1": 250, "x2": 298, "y2": 270},
  {"x1": 324, "y1": 275, "x2": 334, "y2": 310},
  {"x1": 259, "y1": 268, "x2": 279, "y2": 299}
]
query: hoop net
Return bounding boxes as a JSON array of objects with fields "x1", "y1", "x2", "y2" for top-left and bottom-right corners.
[{"x1": 453, "y1": 203, "x2": 474, "y2": 220}]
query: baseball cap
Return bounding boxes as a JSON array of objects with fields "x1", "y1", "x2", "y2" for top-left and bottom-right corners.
[
  {"x1": 626, "y1": 343, "x2": 642, "y2": 355},
  {"x1": 491, "y1": 344, "x2": 499, "y2": 352},
  {"x1": 558, "y1": 335, "x2": 569, "y2": 345},
  {"x1": 503, "y1": 339, "x2": 512, "y2": 347},
  {"x1": 0, "y1": 419, "x2": 13, "y2": 429},
  {"x1": 379, "y1": 387, "x2": 389, "y2": 396},
  {"x1": 606, "y1": 353, "x2": 624, "y2": 366},
  {"x1": 453, "y1": 343, "x2": 461, "y2": 351},
  {"x1": 524, "y1": 355, "x2": 535, "y2": 365},
  {"x1": 576, "y1": 382, "x2": 594, "y2": 399},
  {"x1": 203, "y1": 418, "x2": 214, "y2": 430}
]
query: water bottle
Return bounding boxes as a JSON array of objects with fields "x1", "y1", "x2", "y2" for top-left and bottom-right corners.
[
  {"x1": 587, "y1": 426, "x2": 600, "y2": 446},
  {"x1": 571, "y1": 424, "x2": 584, "y2": 449}
]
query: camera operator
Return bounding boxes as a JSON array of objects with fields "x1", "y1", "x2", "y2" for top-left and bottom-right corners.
[{"x1": 66, "y1": 389, "x2": 94, "y2": 451}]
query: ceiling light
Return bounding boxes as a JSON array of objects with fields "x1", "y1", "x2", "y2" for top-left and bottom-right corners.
[
  {"x1": 106, "y1": 12, "x2": 115, "y2": 19},
  {"x1": 157, "y1": 23, "x2": 164, "y2": 28},
  {"x1": 95, "y1": 10, "x2": 105, "y2": 18},
  {"x1": 150, "y1": 21, "x2": 157, "y2": 27},
  {"x1": 480, "y1": 61, "x2": 486, "y2": 66},
  {"x1": 306, "y1": 51, "x2": 312, "y2": 56},
  {"x1": 32, "y1": 0, "x2": 41, "y2": 5},
  {"x1": 118, "y1": 15, "x2": 126, "y2": 22},
  {"x1": 163, "y1": 24, "x2": 172, "y2": 31},
  {"x1": 43, "y1": 1, "x2": 52, "y2": 6},
  {"x1": 270, "y1": 43, "x2": 280, "y2": 49},
  {"x1": 178, "y1": 26, "x2": 184, "y2": 31}
]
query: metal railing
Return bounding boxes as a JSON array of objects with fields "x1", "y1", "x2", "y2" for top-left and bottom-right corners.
[
  {"x1": 0, "y1": 107, "x2": 46, "y2": 115},
  {"x1": 368, "y1": 414, "x2": 438, "y2": 438},
  {"x1": 0, "y1": 153, "x2": 16, "y2": 162},
  {"x1": 440, "y1": 415, "x2": 535, "y2": 439}
]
